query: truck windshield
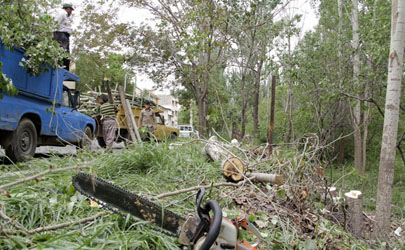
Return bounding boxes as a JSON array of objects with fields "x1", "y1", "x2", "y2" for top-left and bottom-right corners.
[{"x1": 62, "y1": 89, "x2": 72, "y2": 108}]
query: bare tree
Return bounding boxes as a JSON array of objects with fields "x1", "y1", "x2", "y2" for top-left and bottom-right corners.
[{"x1": 375, "y1": 0, "x2": 405, "y2": 240}]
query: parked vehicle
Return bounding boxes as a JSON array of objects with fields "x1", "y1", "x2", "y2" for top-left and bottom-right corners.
[
  {"x1": 178, "y1": 124, "x2": 198, "y2": 138},
  {"x1": 0, "y1": 41, "x2": 96, "y2": 162},
  {"x1": 96, "y1": 105, "x2": 179, "y2": 146}
]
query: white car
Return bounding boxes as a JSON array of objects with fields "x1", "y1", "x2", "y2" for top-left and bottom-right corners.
[{"x1": 178, "y1": 125, "x2": 198, "y2": 138}]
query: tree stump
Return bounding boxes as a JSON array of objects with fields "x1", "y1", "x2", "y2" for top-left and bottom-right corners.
[{"x1": 344, "y1": 190, "x2": 363, "y2": 237}]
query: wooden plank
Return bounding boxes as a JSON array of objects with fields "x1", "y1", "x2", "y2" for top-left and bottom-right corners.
[
  {"x1": 118, "y1": 86, "x2": 137, "y2": 142},
  {"x1": 126, "y1": 99, "x2": 142, "y2": 142}
]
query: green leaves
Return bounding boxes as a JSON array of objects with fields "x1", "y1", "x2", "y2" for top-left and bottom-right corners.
[{"x1": 0, "y1": 0, "x2": 66, "y2": 97}]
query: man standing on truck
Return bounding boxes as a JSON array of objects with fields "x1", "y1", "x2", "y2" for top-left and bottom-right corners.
[
  {"x1": 52, "y1": 3, "x2": 74, "y2": 71},
  {"x1": 138, "y1": 100, "x2": 156, "y2": 140},
  {"x1": 97, "y1": 95, "x2": 117, "y2": 149}
]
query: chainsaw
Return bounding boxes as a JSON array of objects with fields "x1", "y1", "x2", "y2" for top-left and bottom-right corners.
[{"x1": 72, "y1": 172, "x2": 263, "y2": 250}]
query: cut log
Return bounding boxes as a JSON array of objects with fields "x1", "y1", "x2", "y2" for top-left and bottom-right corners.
[
  {"x1": 125, "y1": 99, "x2": 141, "y2": 142},
  {"x1": 221, "y1": 157, "x2": 245, "y2": 182},
  {"x1": 204, "y1": 136, "x2": 229, "y2": 162},
  {"x1": 344, "y1": 190, "x2": 363, "y2": 237},
  {"x1": 246, "y1": 173, "x2": 283, "y2": 185}
]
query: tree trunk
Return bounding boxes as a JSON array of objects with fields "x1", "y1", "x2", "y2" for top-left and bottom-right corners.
[
  {"x1": 196, "y1": 84, "x2": 209, "y2": 137},
  {"x1": 252, "y1": 56, "x2": 264, "y2": 138},
  {"x1": 337, "y1": 0, "x2": 345, "y2": 164},
  {"x1": 190, "y1": 102, "x2": 193, "y2": 126},
  {"x1": 362, "y1": 0, "x2": 378, "y2": 172},
  {"x1": 286, "y1": 35, "x2": 294, "y2": 144},
  {"x1": 197, "y1": 95, "x2": 208, "y2": 137},
  {"x1": 240, "y1": 74, "x2": 247, "y2": 139},
  {"x1": 375, "y1": 0, "x2": 405, "y2": 240},
  {"x1": 351, "y1": 0, "x2": 364, "y2": 175}
]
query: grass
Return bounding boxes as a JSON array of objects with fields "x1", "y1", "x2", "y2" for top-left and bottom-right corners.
[
  {"x1": 325, "y1": 157, "x2": 405, "y2": 217},
  {"x1": 0, "y1": 141, "x2": 404, "y2": 249}
]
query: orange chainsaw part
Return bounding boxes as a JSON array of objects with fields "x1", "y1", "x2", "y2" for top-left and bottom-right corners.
[{"x1": 231, "y1": 217, "x2": 261, "y2": 250}]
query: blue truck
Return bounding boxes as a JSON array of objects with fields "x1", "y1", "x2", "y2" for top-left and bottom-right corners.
[{"x1": 0, "y1": 41, "x2": 96, "y2": 162}]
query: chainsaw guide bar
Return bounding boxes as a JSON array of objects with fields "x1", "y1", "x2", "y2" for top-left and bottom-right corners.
[{"x1": 72, "y1": 172, "x2": 185, "y2": 237}]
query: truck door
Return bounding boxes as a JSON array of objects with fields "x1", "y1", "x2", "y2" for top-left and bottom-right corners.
[
  {"x1": 56, "y1": 87, "x2": 80, "y2": 142},
  {"x1": 154, "y1": 113, "x2": 166, "y2": 140}
]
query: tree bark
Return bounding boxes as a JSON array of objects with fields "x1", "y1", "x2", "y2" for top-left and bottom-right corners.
[
  {"x1": 362, "y1": 0, "x2": 378, "y2": 172},
  {"x1": 351, "y1": 0, "x2": 364, "y2": 175},
  {"x1": 197, "y1": 91, "x2": 208, "y2": 137},
  {"x1": 375, "y1": 0, "x2": 405, "y2": 240},
  {"x1": 337, "y1": 0, "x2": 345, "y2": 164},
  {"x1": 252, "y1": 58, "x2": 263, "y2": 138},
  {"x1": 286, "y1": 35, "x2": 294, "y2": 144},
  {"x1": 240, "y1": 73, "x2": 247, "y2": 139}
]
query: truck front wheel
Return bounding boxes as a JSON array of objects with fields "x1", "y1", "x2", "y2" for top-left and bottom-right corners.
[
  {"x1": 5, "y1": 118, "x2": 37, "y2": 162},
  {"x1": 80, "y1": 126, "x2": 93, "y2": 148}
]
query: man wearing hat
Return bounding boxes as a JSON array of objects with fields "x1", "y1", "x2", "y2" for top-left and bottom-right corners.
[
  {"x1": 52, "y1": 3, "x2": 74, "y2": 70},
  {"x1": 138, "y1": 100, "x2": 156, "y2": 140}
]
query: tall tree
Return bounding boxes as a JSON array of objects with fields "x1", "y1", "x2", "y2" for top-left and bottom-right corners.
[
  {"x1": 228, "y1": 0, "x2": 287, "y2": 139},
  {"x1": 375, "y1": 0, "x2": 405, "y2": 240},
  {"x1": 351, "y1": 0, "x2": 364, "y2": 175},
  {"x1": 125, "y1": 0, "x2": 229, "y2": 136}
]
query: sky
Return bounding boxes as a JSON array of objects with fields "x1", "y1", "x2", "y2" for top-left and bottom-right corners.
[{"x1": 66, "y1": 0, "x2": 319, "y2": 92}]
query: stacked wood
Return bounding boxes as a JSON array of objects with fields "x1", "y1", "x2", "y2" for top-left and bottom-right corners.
[
  {"x1": 344, "y1": 190, "x2": 363, "y2": 237},
  {"x1": 78, "y1": 90, "x2": 157, "y2": 116}
]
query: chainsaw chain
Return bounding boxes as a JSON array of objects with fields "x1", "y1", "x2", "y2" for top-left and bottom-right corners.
[{"x1": 72, "y1": 172, "x2": 183, "y2": 238}]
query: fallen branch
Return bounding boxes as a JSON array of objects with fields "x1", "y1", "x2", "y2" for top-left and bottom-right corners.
[
  {"x1": 155, "y1": 181, "x2": 247, "y2": 199},
  {"x1": 27, "y1": 212, "x2": 106, "y2": 234},
  {"x1": 0, "y1": 165, "x2": 91, "y2": 190},
  {"x1": 1, "y1": 212, "x2": 106, "y2": 235},
  {"x1": 0, "y1": 203, "x2": 28, "y2": 234}
]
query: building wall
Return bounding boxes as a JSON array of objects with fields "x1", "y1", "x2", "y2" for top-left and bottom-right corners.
[{"x1": 157, "y1": 95, "x2": 179, "y2": 127}]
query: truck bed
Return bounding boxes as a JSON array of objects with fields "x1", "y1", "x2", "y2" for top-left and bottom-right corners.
[{"x1": 0, "y1": 41, "x2": 78, "y2": 104}]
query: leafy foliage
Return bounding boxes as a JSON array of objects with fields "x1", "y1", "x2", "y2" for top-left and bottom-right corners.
[{"x1": 0, "y1": 0, "x2": 67, "y2": 97}]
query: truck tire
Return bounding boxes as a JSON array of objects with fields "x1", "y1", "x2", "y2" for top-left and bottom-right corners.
[
  {"x1": 5, "y1": 118, "x2": 37, "y2": 162},
  {"x1": 169, "y1": 132, "x2": 178, "y2": 140},
  {"x1": 80, "y1": 126, "x2": 93, "y2": 148}
]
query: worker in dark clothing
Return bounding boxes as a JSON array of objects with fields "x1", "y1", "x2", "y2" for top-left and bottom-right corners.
[
  {"x1": 52, "y1": 3, "x2": 74, "y2": 70},
  {"x1": 97, "y1": 95, "x2": 117, "y2": 149}
]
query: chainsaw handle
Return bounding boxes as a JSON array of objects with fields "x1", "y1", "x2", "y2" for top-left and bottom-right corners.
[
  {"x1": 196, "y1": 188, "x2": 207, "y2": 220},
  {"x1": 198, "y1": 200, "x2": 222, "y2": 250}
]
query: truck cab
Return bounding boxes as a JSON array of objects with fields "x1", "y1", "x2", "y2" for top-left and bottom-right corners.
[
  {"x1": 0, "y1": 41, "x2": 96, "y2": 162},
  {"x1": 96, "y1": 105, "x2": 179, "y2": 146}
]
